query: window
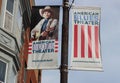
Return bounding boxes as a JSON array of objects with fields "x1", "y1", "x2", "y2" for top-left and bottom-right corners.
[
  {"x1": 0, "y1": 60, "x2": 7, "y2": 82},
  {"x1": 4, "y1": 0, "x2": 14, "y2": 32},
  {"x1": 6, "y1": 0, "x2": 14, "y2": 14}
]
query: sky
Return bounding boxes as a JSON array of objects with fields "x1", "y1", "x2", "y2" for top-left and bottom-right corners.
[{"x1": 35, "y1": 0, "x2": 120, "y2": 83}]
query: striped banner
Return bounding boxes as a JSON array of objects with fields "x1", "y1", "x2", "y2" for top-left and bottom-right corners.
[
  {"x1": 73, "y1": 25, "x2": 100, "y2": 59},
  {"x1": 70, "y1": 7, "x2": 103, "y2": 71}
]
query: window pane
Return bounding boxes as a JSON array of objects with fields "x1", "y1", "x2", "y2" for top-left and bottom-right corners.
[
  {"x1": 6, "y1": 0, "x2": 14, "y2": 14},
  {"x1": 0, "y1": 60, "x2": 6, "y2": 82},
  {"x1": 4, "y1": 11, "x2": 12, "y2": 31}
]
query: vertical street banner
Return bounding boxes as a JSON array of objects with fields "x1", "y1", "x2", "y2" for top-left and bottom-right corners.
[
  {"x1": 27, "y1": 6, "x2": 60, "y2": 69},
  {"x1": 70, "y1": 7, "x2": 103, "y2": 71}
]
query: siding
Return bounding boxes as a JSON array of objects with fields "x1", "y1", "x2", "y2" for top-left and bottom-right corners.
[{"x1": 0, "y1": 0, "x2": 2, "y2": 13}]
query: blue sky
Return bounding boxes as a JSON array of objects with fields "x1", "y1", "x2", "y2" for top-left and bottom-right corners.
[{"x1": 35, "y1": 0, "x2": 120, "y2": 83}]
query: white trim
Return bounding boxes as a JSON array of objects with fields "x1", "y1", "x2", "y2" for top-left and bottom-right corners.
[
  {"x1": 6, "y1": 10, "x2": 14, "y2": 16},
  {"x1": 0, "y1": 0, "x2": 7, "y2": 28}
]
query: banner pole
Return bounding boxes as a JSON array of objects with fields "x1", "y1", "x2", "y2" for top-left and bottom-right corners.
[{"x1": 60, "y1": 0, "x2": 69, "y2": 83}]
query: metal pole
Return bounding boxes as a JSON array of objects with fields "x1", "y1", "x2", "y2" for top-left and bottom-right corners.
[{"x1": 60, "y1": 0, "x2": 69, "y2": 83}]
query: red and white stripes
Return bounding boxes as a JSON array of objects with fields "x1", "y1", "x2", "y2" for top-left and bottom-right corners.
[
  {"x1": 73, "y1": 24, "x2": 100, "y2": 59},
  {"x1": 54, "y1": 40, "x2": 58, "y2": 53},
  {"x1": 28, "y1": 41, "x2": 32, "y2": 54}
]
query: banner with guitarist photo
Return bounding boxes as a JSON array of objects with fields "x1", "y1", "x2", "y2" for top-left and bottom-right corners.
[{"x1": 27, "y1": 6, "x2": 60, "y2": 69}]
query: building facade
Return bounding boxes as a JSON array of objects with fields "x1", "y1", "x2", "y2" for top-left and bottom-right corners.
[
  {"x1": 0, "y1": 0, "x2": 40, "y2": 83},
  {"x1": 0, "y1": 0, "x2": 21, "y2": 82}
]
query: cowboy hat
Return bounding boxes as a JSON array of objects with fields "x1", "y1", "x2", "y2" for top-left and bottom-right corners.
[{"x1": 39, "y1": 6, "x2": 53, "y2": 16}]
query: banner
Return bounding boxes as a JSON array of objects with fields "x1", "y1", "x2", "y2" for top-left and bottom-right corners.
[
  {"x1": 70, "y1": 7, "x2": 103, "y2": 71},
  {"x1": 27, "y1": 6, "x2": 60, "y2": 69}
]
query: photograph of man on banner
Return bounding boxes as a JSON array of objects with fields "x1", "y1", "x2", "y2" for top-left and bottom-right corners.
[
  {"x1": 31, "y1": 6, "x2": 58, "y2": 40},
  {"x1": 27, "y1": 6, "x2": 60, "y2": 69}
]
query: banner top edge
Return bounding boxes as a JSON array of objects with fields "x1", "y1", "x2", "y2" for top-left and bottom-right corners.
[{"x1": 71, "y1": 6, "x2": 101, "y2": 10}]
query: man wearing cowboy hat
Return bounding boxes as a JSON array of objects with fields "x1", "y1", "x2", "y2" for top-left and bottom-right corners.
[{"x1": 31, "y1": 6, "x2": 58, "y2": 40}]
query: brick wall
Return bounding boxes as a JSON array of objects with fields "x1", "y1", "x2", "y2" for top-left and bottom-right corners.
[{"x1": 18, "y1": 28, "x2": 39, "y2": 83}]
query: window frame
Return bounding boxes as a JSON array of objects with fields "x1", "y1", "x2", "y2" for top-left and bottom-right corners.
[
  {"x1": 0, "y1": 59, "x2": 8, "y2": 83},
  {"x1": 4, "y1": 0, "x2": 15, "y2": 32}
]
